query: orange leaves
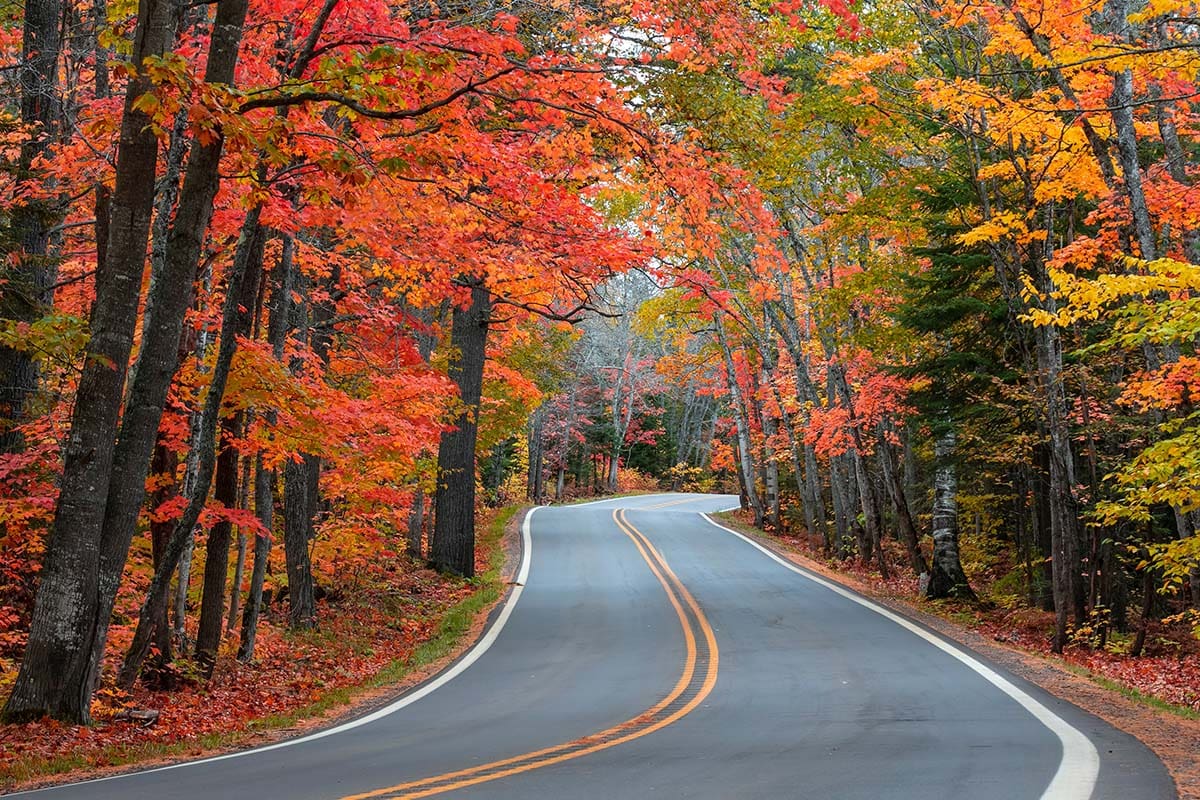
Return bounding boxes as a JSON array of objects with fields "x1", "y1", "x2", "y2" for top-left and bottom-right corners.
[{"x1": 1121, "y1": 357, "x2": 1200, "y2": 414}]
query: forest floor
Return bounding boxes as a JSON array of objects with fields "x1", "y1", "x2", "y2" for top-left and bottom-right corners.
[
  {"x1": 0, "y1": 504, "x2": 524, "y2": 792},
  {"x1": 715, "y1": 509, "x2": 1200, "y2": 800}
]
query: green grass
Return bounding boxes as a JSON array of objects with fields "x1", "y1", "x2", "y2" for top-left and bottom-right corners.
[
  {"x1": 1060, "y1": 663, "x2": 1200, "y2": 721},
  {"x1": 2, "y1": 505, "x2": 523, "y2": 790}
]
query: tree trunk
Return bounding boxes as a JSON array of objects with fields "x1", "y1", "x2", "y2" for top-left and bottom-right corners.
[
  {"x1": 145, "y1": 439, "x2": 176, "y2": 682},
  {"x1": 805, "y1": 444, "x2": 831, "y2": 552},
  {"x1": 850, "y1": 446, "x2": 887, "y2": 578},
  {"x1": 119, "y1": 207, "x2": 266, "y2": 688},
  {"x1": 3, "y1": 0, "x2": 175, "y2": 724},
  {"x1": 283, "y1": 455, "x2": 319, "y2": 628},
  {"x1": 227, "y1": 449, "x2": 252, "y2": 634},
  {"x1": 1154, "y1": 102, "x2": 1200, "y2": 261},
  {"x1": 1034, "y1": 315, "x2": 1083, "y2": 651},
  {"x1": 194, "y1": 412, "x2": 243, "y2": 674},
  {"x1": 828, "y1": 454, "x2": 853, "y2": 556},
  {"x1": 760, "y1": 399, "x2": 781, "y2": 530},
  {"x1": 238, "y1": 233, "x2": 293, "y2": 661},
  {"x1": 0, "y1": 0, "x2": 63, "y2": 452},
  {"x1": 878, "y1": 430, "x2": 928, "y2": 576},
  {"x1": 281, "y1": 260, "x2": 337, "y2": 628},
  {"x1": 1032, "y1": 444, "x2": 1054, "y2": 611},
  {"x1": 716, "y1": 317, "x2": 764, "y2": 527},
  {"x1": 1130, "y1": 551, "x2": 1156, "y2": 657},
  {"x1": 85, "y1": 0, "x2": 250, "y2": 695},
  {"x1": 924, "y1": 430, "x2": 974, "y2": 600},
  {"x1": 528, "y1": 409, "x2": 546, "y2": 504},
  {"x1": 238, "y1": 456, "x2": 273, "y2": 661},
  {"x1": 431, "y1": 282, "x2": 490, "y2": 577}
]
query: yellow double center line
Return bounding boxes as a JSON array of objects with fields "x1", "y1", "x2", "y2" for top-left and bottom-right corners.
[
  {"x1": 643, "y1": 495, "x2": 701, "y2": 510},
  {"x1": 339, "y1": 509, "x2": 719, "y2": 800}
]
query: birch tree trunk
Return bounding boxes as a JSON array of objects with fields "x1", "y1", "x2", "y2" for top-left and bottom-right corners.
[{"x1": 924, "y1": 430, "x2": 974, "y2": 599}]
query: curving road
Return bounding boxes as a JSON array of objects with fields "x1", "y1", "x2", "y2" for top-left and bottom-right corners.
[{"x1": 14, "y1": 493, "x2": 1175, "y2": 799}]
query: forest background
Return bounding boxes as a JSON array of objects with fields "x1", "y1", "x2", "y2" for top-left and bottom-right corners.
[{"x1": 1, "y1": 0, "x2": 1200, "y2": 782}]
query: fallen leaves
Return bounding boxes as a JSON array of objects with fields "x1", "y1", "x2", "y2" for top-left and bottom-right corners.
[{"x1": 0, "y1": 545, "x2": 479, "y2": 789}]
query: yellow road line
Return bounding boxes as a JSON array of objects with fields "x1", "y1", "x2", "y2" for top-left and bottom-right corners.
[
  {"x1": 643, "y1": 495, "x2": 702, "y2": 510},
  {"x1": 336, "y1": 509, "x2": 719, "y2": 800}
]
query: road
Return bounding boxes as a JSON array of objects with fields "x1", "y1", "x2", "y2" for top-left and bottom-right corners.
[{"x1": 15, "y1": 493, "x2": 1175, "y2": 799}]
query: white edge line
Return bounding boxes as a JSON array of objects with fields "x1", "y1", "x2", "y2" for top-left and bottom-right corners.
[
  {"x1": 17, "y1": 508, "x2": 538, "y2": 797},
  {"x1": 699, "y1": 512, "x2": 1100, "y2": 800}
]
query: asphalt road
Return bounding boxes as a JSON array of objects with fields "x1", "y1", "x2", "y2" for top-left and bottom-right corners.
[{"x1": 15, "y1": 493, "x2": 1176, "y2": 799}]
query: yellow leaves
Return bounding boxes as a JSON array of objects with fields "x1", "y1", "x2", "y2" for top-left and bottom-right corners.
[
  {"x1": 1093, "y1": 418, "x2": 1200, "y2": 526},
  {"x1": 915, "y1": 77, "x2": 999, "y2": 119},
  {"x1": 129, "y1": 91, "x2": 160, "y2": 117},
  {"x1": 956, "y1": 211, "x2": 1028, "y2": 246},
  {"x1": 1032, "y1": 256, "x2": 1200, "y2": 327},
  {"x1": 1128, "y1": 0, "x2": 1193, "y2": 23},
  {"x1": 976, "y1": 161, "x2": 1018, "y2": 182}
]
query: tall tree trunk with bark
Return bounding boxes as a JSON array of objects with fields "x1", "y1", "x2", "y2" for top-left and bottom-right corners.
[
  {"x1": 758, "y1": 390, "x2": 781, "y2": 529},
  {"x1": 87, "y1": 0, "x2": 250, "y2": 695},
  {"x1": 849, "y1": 446, "x2": 887, "y2": 578},
  {"x1": 238, "y1": 455, "x2": 273, "y2": 661},
  {"x1": 0, "y1": 0, "x2": 63, "y2": 452},
  {"x1": 144, "y1": 439, "x2": 177, "y2": 682},
  {"x1": 194, "y1": 410, "x2": 244, "y2": 673},
  {"x1": 3, "y1": 0, "x2": 174, "y2": 723},
  {"x1": 281, "y1": 262, "x2": 337, "y2": 628},
  {"x1": 1032, "y1": 285, "x2": 1084, "y2": 650},
  {"x1": 283, "y1": 455, "x2": 319, "y2": 628},
  {"x1": 227, "y1": 449, "x2": 252, "y2": 634},
  {"x1": 878, "y1": 429, "x2": 928, "y2": 576},
  {"x1": 432, "y1": 281, "x2": 490, "y2": 577},
  {"x1": 828, "y1": 454, "x2": 854, "y2": 555},
  {"x1": 195, "y1": 206, "x2": 262, "y2": 662},
  {"x1": 805, "y1": 444, "x2": 831, "y2": 552}
]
